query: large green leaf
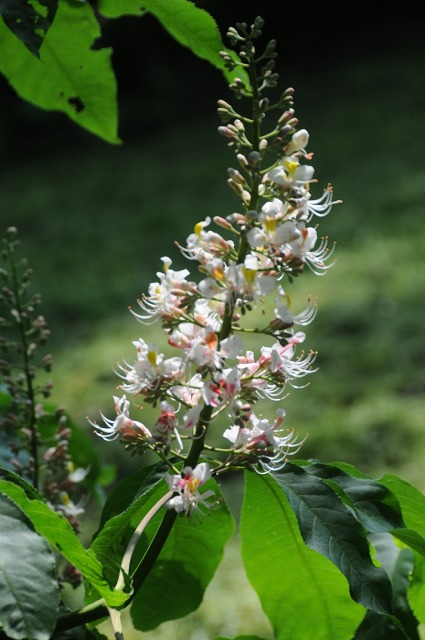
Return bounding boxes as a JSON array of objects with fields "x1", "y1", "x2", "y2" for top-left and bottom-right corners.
[
  {"x1": 130, "y1": 477, "x2": 235, "y2": 631},
  {"x1": 0, "y1": 493, "x2": 59, "y2": 640},
  {"x1": 379, "y1": 475, "x2": 425, "y2": 535},
  {"x1": 216, "y1": 637, "x2": 269, "y2": 640},
  {"x1": 271, "y1": 463, "x2": 394, "y2": 615},
  {"x1": 240, "y1": 471, "x2": 364, "y2": 640},
  {"x1": 0, "y1": 0, "x2": 57, "y2": 56},
  {"x1": 409, "y1": 554, "x2": 425, "y2": 628},
  {"x1": 353, "y1": 533, "x2": 419, "y2": 639},
  {"x1": 380, "y1": 475, "x2": 425, "y2": 629},
  {"x1": 88, "y1": 462, "x2": 169, "y2": 588},
  {"x1": 98, "y1": 0, "x2": 247, "y2": 85},
  {"x1": 298, "y1": 461, "x2": 404, "y2": 533},
  {"x1": 0, "y1": 480, "x2": 128, "y2": 607},
  {"x1": 0, "y1": 1, "x2": 119, "y2": 143}
]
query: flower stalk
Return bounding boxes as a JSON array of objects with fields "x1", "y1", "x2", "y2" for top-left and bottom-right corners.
[{"x1": 74, "y1": 15, "x2": 340, "y2": 634}]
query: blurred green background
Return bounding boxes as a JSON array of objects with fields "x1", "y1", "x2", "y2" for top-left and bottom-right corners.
[{"x1": 1, "y1": 2, "x2": 425, "y2": 637}]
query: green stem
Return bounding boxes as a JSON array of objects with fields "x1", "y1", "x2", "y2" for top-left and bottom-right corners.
[{"x1": 9, "y1": 247, "x2": 39, "y2": 490}]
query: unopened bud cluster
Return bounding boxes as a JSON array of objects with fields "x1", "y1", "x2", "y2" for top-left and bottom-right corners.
[
  {"x1": 90, "y1": 18, "x2": 339, "y2": 518},
  {"x1": 0, "y1": 229, "x2": 88, "y2": 583}
]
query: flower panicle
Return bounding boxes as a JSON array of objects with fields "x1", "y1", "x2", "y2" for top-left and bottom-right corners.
[{"x1": 88, "y1": 18, "x2": 339, "y2": 519}]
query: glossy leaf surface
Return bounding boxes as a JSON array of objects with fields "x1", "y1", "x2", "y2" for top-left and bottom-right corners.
[
  {"x1": 0, "y1": 480, "x2": 128, "y2": 607},
  {"x1": 0, "y1": 493, "x2": 59, "y2": 640},
  {"x1": 130, "y1": 478, "x2": 235, "y2": 631},
  {"x1": 0, "y1": 1, "x2": 119, "y2": 143},
  {"x1": 241, "y1": 470, "x2": 364, "y2": 640}
]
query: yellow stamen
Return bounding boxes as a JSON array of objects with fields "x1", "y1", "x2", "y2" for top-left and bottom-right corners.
[
  {"x1": 242, "y1": 267, "x2": 256, "y2": 284},
  {"x1": 147, "y1": 351, "x2": 157, "y2": 367},
  {"x1": 194, "y1": 221, "x2": 204, "y2": 237}
]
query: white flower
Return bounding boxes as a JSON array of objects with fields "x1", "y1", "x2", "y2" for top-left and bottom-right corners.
[
  {"x1": 284, "y1": 129, "x2": 310, "y2": 155},
  {"x1": 223, "y1": 410, "x2": 306, "y2": 472},
  {"x1": 116, "y1": 339, "x2": 185, "y2": 394},
  {"x1": 287, "y1": 224, "x2": 336, "y2": 275},
  {"x1": 89, "y1": 394, "x2": 152, "y2": 442},
  {"x1": 268, "y1": 156, "x2": 314, "y2": 186},
  {"x1": 178, "y1": 217, "x2": 234, "y2": 264},
  {"x1": 131, "y1": 257, "x2": 195, "y2": 323},
  {"x1": 165, "y1": 463, "x2": 217, "y2": 517},
  {"x1": 293, "y1": 185, "x2": 339, "y2": 222},
  {"x1": 273, "y1": 287, "x2": 317, "y2": 327}
]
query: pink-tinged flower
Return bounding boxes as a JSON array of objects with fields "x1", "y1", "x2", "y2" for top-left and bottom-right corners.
[
  {"x1": 182, "y1": 404, "x2": 203, "y2": 431},
  {"x1": 223, "y1": 409, "x2": 306, "y2": 472},
  {"x1": 131, "y1": 257, "x2": 196, "y2": 323},
  {"x1": 203, "y1": 367, "x2": 241, "y2": 409},
  {"x1": 169, "y1": 324, "x2": 242, "y2": 370},
  {"x1": 170, "y1": 372, "x2": 203, "y2": 408},
  {"x1": 152, "y1": 401, "x2": 183, "y2": 450},
  {"x1": 89, "y1": 395, "x2": 152, "y2": 442},
  {"x1": 165, "y1": 463, "x2": 217, "y2": 517},
  {"x1": 169, "y1": 323, "x2": 221, "y2": 368},
  {"x1": 259, "y1": 332, "x2": 317, "y2": 381},
  {"x1": 177, "y1": 217, "x2": 234, "y2": 264},
  {"x1": 286, "y1": 224, "x2": 336, "y2": 275}
]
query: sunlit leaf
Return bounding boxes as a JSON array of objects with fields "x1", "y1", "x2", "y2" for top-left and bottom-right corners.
[
  {"x1": 271, "y1": 463, "x2": 393, "y2": 615},
  {"x1": 409, "y1": 555, "x2": 425, "y2": 628},
  {"x1": 0, "y1": 1, "x2": 119, "y2": 143},
  {"x1": 0, "y1": 0, "x2": 57, "y2": 56},
  {"x1": 130, "y1": 477, "x2": 235, "y2": 631},
  {"x1": 0, "y1": 480, "x2": 128, "y2": 607},
  {"x1": 216, "y1": 637, "x2": 269, "y2": 640},
  {"x1": 379, "y1": 474, "x2": 425, "y2": 535},
  {"x1": 298, "y1": 461, "x2": 404, "y2": 533},
  {"x1": 241, "y1": 471, "x2": 364, "y2": 640},
  {"x1": 98, "y1": 0, "x2": 248, "y2": 86},
  {"x1": 0, "y1": 493, "x2": 59, "y2": 640},
  {"x1": 380, "y1": 475, "x2": 425, "y2": 629},
  {"x1": 88, "y1": 462, "x2": 169, "y2": 591}
]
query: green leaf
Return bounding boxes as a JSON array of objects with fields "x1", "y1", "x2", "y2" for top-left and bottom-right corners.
[
  {"x1": 365, "y1": 533, "x2": 419, "y2": 639},
  {"x1": 378, "y1": 474, "x2": 425, "y2": 628},
  {"x1": 0, "y1": 480, "x2": 129, "y2": 607},
  {"x1": 0, "y1": 0, "x2": 57, "y2": 56},
  {"x1": 98, "y1": 0, "x2": 248, "y2": 86},
  {"x1": 215, "y1": 637, "x2": 270, "y2": 640},
  {"x1": 390, "y1": 529, "x2": 425, "y2": 557},
  {"x1": 88, "y1": 462, "x2": 169, "y2": 589},
  {"x1": 240, "y1": 471, "x2": 364, "y2": 640},
  {"x1": 379, "y1": 474, "x2": 425, "y2": 535},
  {"x1": 0, "y1": 1, "x2": 119, "y2": 143},
  {"x1": 299, "y1": 461, "x2": 404, "y2": 533},
  {"x1": 96, "y1": 461, "x2": 169, "y2": 530},
  {"x1": 409, "y1": 554, "x2": 425, "y2": 627},
  {"x1": 130, "y1": 478, "x2": 235, "y2": 631},
  {"x1": 272, "y1": 463, "x2": 394, "y2": 615},
  {"x1": 0, "y1": 493, "x2": 59, "y2": 640}
]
